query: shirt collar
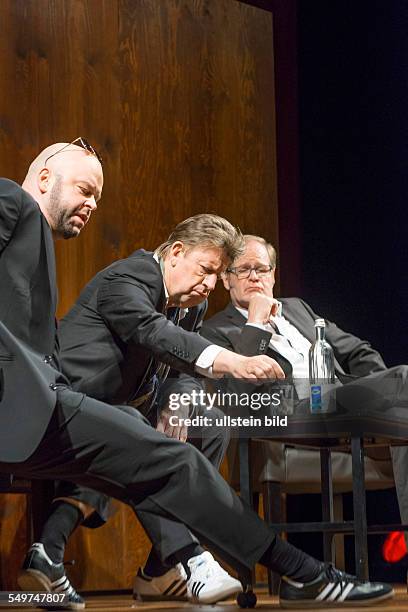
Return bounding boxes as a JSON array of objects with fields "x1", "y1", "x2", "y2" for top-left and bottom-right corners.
[
  {"x1": 153, "y1": 252, "x2": 169, "y2": 301},
  {"x1": 153, "y1": 252, "x2": 188, "y2": 319}
]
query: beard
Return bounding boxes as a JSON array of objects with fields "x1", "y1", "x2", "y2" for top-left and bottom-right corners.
[{"x1": 48, "y1": 177, "x2": 80, "y2": 239}]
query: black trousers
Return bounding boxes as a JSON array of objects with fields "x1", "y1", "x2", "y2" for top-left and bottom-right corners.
[
  {"x1": 54, "y1": 403, "x2": 230, "y2": 562},
  {"x1": 0, "y1": 388, "x2": 274, "y2": 572}
]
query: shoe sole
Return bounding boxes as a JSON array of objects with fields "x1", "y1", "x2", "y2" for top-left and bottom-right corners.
[
  {"x1": 133, "y1": 594, "x2": 188, "y2": 602},
  {"x1": 191, "y1": 584, "x2": 243, "y2": 605},
  {"x1": 17, "y1": 570, "x2": 85, "y2": 610},
  {"x1": 280, "y1": 587, "x2": 394, "y2": 608},
  {"x1": 134, "y1": 584, "x2": 242, "y2": 605}
]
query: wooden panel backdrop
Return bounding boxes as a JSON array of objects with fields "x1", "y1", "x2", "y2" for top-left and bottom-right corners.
[{"x1": 0, "y1": 0, "x2": 278, "y2": 591}]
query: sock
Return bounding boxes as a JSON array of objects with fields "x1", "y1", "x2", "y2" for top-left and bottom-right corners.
[
  {"x1": 144, "y1": 548, "x2": 172, "y2": 578},
  {"x1": 259, "y1": 537, "x2": 322, "y2": 583},
  {"x1": 170, "y1": 543, "x2": 205, "y2": 579},
  {"x1": 38, "y1": 501, "x2": 83, "y2": 564}
]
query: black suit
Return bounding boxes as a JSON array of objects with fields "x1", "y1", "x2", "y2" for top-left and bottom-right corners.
[
  {"x1": 0, "y1": 179, "x2": 79, "y2": 462},
  {"x1": 201, "y1": 299, "x2": 408, "y2": 528},
  {"x1": 58, "y1": 251, "x2": 211, "y2": 404},
  {"x1": 201, "y1": 299, "x2": 387, "y2": 379},
  {"x1": 0, "y1": 181, "x2": 276, "y2": 575},
  {"x1": 55, "y1": 252, "x2": 229, "y2": 562}
]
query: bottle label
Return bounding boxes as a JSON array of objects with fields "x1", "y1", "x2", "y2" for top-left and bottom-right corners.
[
  {"x1": 310, "y1": 385, "x2": 323, "y2": 412},
  {"x1": 310, "y1": 382, "x2": 336, "y2": 413}
]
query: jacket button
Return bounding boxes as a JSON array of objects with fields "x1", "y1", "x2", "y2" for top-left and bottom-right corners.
[
  {"x1": 49, "y1": 383, "x2": 58, "y2": 391},
  {"x1": 44, "y1": 355, "x2": 52, "y2": 363}
]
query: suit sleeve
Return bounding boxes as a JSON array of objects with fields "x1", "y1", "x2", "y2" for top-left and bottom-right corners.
[
  {"x1": 201, "y1": 318, "x2": 272, "y2": 356},
  {"x1": 96, "y1": 262, "x2": 211, "y2": 374},
  {"x1": 201, "y1": 311, "x2": 277, "y2": 402},
  {"x1": 297, "y1": 299, "x2": 387, "y2": 376},
  {"x1": 0, "y1": 181, "x2": 23, "y2": 254}
]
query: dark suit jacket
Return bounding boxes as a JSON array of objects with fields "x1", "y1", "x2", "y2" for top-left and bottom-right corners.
[
  {"x1": 0, "y1": 179, "x2": 77, "y2": 462},
  {"x1": 0, "y1": 179, "x2": 57, "y2": 356},
  {"x1": 58, "y1": 250, "x2": 211, "y2": 405},
  {"x1": 200, "y1": 298, "x2": 387, "y2": 382}
]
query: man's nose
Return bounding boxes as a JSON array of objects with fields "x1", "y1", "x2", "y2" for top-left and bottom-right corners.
[
  {"x1": 203, "y1": 273, "x2": 217, "y2": 291},
  {"x1": 248, "y1": 268, "x2": 259, "y2": 279},
  {"x1": 85, "y1": 196, "x2": 97, "y2": 211}
]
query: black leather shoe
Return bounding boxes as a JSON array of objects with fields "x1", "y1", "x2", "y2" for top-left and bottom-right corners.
[
  {"x1": 18, "y1": 543, "x2": 85, "y2": 609},
  {"x1": 279, "y1": 563, "x2": 393, "y2": 608}
]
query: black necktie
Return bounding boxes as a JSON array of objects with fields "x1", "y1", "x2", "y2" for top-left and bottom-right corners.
[
  {"x1": 128, "y1": 307, "x2": 180, "y2": 412},
  {"x1": 166, "y1": 307, "x2": 180, "y2": 325}
]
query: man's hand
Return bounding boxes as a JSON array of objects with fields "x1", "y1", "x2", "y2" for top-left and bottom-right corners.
[
  {"x1": 247, "y1": 294, "x2": 279, "y2": 324},
  {"x1": 156, "y1": 406, "x2": 188, "y2": 442},
  {"x1": 213, "y1": 350, "x2": 285, "y2": 380}
]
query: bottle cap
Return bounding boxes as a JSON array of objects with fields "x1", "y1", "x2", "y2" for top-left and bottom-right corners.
[{"x1": 314, "y1": 318, "x2": 326, "y2": 327}]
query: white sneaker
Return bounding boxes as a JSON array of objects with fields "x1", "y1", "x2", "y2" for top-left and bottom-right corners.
[
  {"x1": 133, "y1": 565, "x2": 188, "y2": 601},
  {"x1": 186, "y1": 551, "x2": 242, "y2": 604}
]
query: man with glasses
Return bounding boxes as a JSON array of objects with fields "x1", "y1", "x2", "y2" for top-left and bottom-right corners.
[
  {"x1": 201, "y1": 234, "x2": 408, "y2": 567},
  {"x1": 0, "y1": 147, "x2": 392, "y2": 610}
]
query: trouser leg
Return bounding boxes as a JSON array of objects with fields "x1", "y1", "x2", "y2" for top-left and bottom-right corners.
[
  {"x1": 52, "y1": 405, "x2": 150, "y2": 528},
  {"x1": 188, "y1": 404, "x2": 230, "y2": 468},
  {"x1": 139, "y1": 404, "x2": 230, "y2": 562},
  {"x1": 1, "y1": 390, "x2": 273, "y2": 571},
  {"x1": 49, "y1": 403, "x2": 229, "y2": 564},
  {"x1": 336, "y1": 366, "x2": 408, "y2": 542}
]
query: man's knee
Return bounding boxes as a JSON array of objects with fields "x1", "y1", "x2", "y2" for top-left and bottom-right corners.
[
  {"x1": 393, "y1": 365, "x2": 408, "y2": 378},
  {"x1": 209, "y1": 406, "x2": 230, "y2": 446},
  {"x1": 192, "y1": 404, "x2": 229, "y2": 440}
]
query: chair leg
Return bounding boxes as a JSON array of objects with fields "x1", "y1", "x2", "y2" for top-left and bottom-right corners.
[
  {"x1": 30, "y1": 480, "x2": 54, "y2": 541},
  {"x1": 320, "y1": 448, "x2": 335, "y2": 563},
  {"x1": 351, "y1": 438, "x2": 369, "y2": 580},
  {"x1": 252, "y1": 491, "x2": 260, "y2": 512},
  {"x1": 238, "y1": 438, "x2": 255, "y2": 595},
  {"x1": 333, "y1": 493, "x2": 345, "y2": 570},
  {"x1": 263, "y1": 481, "x2": 283, "y2": 595}
]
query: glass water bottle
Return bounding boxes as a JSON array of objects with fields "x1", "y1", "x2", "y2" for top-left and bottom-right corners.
[{"x1": 309, "y1": 318, "x2": 335, "y2": 413}]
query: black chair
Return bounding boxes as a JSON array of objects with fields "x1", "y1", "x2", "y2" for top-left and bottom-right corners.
[
  {"x1": 235, "y1": 436, "x2": 406, "y2": 600},
  {"x1": 0, "y1": 474, "x2": 54, "y2": 541}
]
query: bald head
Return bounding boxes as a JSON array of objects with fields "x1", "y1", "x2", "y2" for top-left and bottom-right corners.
[{"x1": 22, "y1": 142, "x2": 103, "y2": 239}]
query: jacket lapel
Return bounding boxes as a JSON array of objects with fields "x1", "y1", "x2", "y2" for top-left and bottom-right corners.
[{"x1": 42, "y1": 218, "x2": 58, "y2": 318}]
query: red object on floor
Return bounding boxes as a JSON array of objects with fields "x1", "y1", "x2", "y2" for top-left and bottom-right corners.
[{"x1": 382, "y1": 531, "x2": 407, "y2": 563}]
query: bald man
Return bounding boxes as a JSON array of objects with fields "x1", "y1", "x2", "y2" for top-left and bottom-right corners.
[
  {"x1": 0, "y1": 143, "x2": 392, "y2": 610},
  {"x1": 0, "y1": 140, "x2": 102, "y2": 356},
  {"x1": 23, "y1": 139, "x2": 102, "y2": 238}
]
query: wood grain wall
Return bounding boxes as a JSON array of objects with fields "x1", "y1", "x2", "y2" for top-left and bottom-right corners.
[{"x1": 0, "y1": 0, "x2": 278, "y2": 591}]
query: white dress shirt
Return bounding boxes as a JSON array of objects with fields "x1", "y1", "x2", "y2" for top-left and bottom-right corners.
[{"x1": 236, "y1": 301, "x2": 312, "y2": 398}]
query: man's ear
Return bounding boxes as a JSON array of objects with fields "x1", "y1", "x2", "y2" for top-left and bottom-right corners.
[
  {"x1": 222, "y1": 272, "x2": 231, "y2": 291},
  {"x1": 168, "y1": 241, "x2": 184, "y2": 266},
  {"x1": 271, "y1": 266, "x2": 277, "y2": 289},
  {"x1": 38, "y1": 168, "x2": 51, "y2": 194}
]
